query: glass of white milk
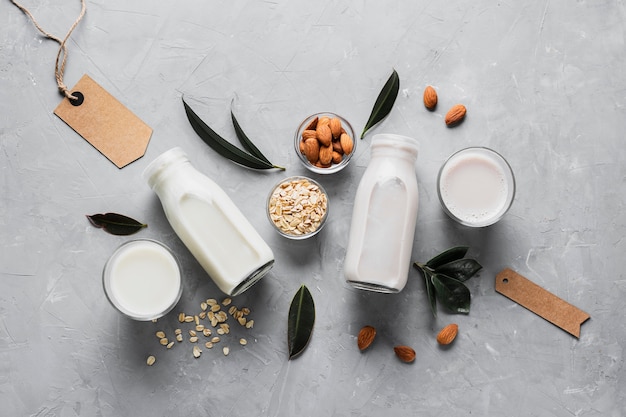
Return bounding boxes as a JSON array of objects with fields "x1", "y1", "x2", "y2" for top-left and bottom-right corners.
[
  {"x1": 437, "y1": 147, "x2": 515, "y2": 227},
  {"x1": 103, "y1": 239, "x2": 183, "y2": 321}
]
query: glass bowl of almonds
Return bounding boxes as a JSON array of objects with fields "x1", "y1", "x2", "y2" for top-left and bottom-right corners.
[
  {"x1": 295, "y1": 112, "x2": 356, "y2": 174},
  {"x1": 267, "y1": 176, "x2": 329, "y2": 239}
]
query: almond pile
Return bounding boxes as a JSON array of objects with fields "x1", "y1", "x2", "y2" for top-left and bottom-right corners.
[{"x1": 299, "y1": 115, "x2": 353, "y2": 168}]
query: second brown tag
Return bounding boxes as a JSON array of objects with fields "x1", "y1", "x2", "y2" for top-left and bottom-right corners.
[{"x1": 495, "y1": 268, "x2": 590, "y2": 338}]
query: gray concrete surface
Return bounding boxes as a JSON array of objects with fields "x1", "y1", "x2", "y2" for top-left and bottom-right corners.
[{"x1": 1, "y1": 0, "x2": 624, "y2": 415}]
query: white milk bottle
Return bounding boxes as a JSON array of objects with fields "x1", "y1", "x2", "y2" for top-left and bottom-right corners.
[
  {"x1": 344, "y1": 134, "x2": 419, "y2": 293},
  {"x1": 143, "y1": 147, "x2": 275, "y2": 296}
]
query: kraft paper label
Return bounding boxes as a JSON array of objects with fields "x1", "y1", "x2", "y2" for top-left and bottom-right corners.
[
  {"x1": 495, "y1": 268, "x2": 590, "y2": 338},
  {"x1": 54, "y1": 74, "x2": 152, "y2": 168}
]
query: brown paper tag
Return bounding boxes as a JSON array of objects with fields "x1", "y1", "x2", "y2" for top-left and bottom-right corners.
[
  {"x1": 495, "y1": 268, "x2": 590, "y2": 338},
  {"x1": 54, "y1": 74, "x2": 152, "y2": 168}
]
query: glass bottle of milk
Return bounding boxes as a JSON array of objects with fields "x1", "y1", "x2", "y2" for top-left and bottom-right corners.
[
  {"x1": 344, "y1": 134, "x2": 419, "y2": 293},
  {"x1": 143, "y1": 147, "x2": 275, "y2": 296}
]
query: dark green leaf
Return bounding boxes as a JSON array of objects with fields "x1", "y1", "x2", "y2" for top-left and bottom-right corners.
[
  {"x1": 182, "y1": 98, "x2": 277, "y2": 170},
  {"x1": 361, "y1": 69, "x2": 400, "y2": 139},
  {"x1": 431, "y1": 274, "x2": 471, "y2": 314},
  {"x1": 426, "y1": 246, "x2": 469, "y2": 269},
  {"x1": 230, "y1": 100, "x2": 285, "y2": 170},
  {"x1": 414, "y1": 264, "x2": 437, "y2": 317},
  {"x1": 86, "y1": 213, "x2": 147, "y2": 236},
  {"x1": 288, "y1": 285, "x2": 315, "y2": 359},
  {"x1": 435, "y1": 258, "x2": 482, "y2": 282}
]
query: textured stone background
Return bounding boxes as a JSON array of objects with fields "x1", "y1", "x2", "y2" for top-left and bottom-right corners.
[{"x1": 1, "y1": 0, "x2": 624, "y2": 415}]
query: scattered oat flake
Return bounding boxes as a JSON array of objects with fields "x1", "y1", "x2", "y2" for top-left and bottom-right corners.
[
  {"x1": 146, "y1": 355, "x2": 156, "y2": 366},
  {"x1": 205, "y1": 342, "x2": 214, "y2": 349},
  {"x1": 222, "y1": 297, "x2": 232, "y2": 306},
  {"x1": 155, "y1": 331, "x2": 166, "y2": 339},
  {"x1": 223, "y1": 347, "x2": 230, "y2": 356},
  {"x1": 159, "y1": 338, "x2": 169, "y2": 346},
  {"x1": 166, "y1": 341, "x2": 175, "y2": 349},
  {"x1": 239, "y1": 338, "x2": 248, "y2": 346},
  {"x1": 193, "y1": 346, "x2": 202, "y2": 358},
  {"x1": 189, "y1": 336, "x2": 199, "y2": 343},
  {"x1": 246, "y1": 320, "x2": 254, "y2": 329}
]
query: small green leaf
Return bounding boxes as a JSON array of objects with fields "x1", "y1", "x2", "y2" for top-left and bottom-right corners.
[
  {"x1": 414, "y1": 262, "x2": 437, "y2": 317},
  {"x1": 435, "y1": 259, "x2": 482, "y2": 282},
  {"x1": 361, "y1": 69, "x2": 400, "y2": 139},
  {"x1": 426, "y1": 246, "x2": 469, "y2": 269},
  {"x1": 287, "y1": 285, "x2": 316, "y2": 359},
  {"x1": 182, "y1": 98, "x2": 278, "y2": 170},
  {"x1": 87, "y1": 213, "x2": 147, "y2": 236},
  {"x1": 431, "y1": 274, "x2": 471, "y2": 314},
  {"x1": 230, "y1": 99, "x2": 285, "y2": 170}
]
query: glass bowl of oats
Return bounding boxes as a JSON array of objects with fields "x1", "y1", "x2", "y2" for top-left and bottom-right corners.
[
  {"x1": 267, "y1": 176, "x2": 329, "y2": 239},
  {"x1": 295, "y1": 112, "x2": 356, "y2": 174}
]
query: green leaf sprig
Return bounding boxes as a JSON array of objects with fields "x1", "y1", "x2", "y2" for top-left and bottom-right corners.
[
  {"x1": 87, "y1": 213, "x2": 147, "y2": 236},
  {"x1": 413, "y1": 246, "x2": 482, "y2": 316},
  {"x1": 182, "y1": 97, "x2": 285, "y2": 170},
  {"x1": 287, "y1": 284, "x2": 315, "y2": 359},
  {"x1": 361, "y1": 69, "x2": 400, "y2": 139}
]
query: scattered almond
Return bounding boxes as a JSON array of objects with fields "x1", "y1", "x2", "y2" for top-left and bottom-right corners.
[
  {"x1": 423, "y1": 85, "x2": 438, "y2": 110},
  {"x1": 436, "y1": 323, "x2": 459, "y2": 345},
  {"x1": 357, "y1": 325, "x2": 377, "y2": 351},
  {"x1": 393, "y1": 345, "x2": 416, "y2": 363},
  {"x1": 445, "y1": 104, "x2": 467, "y2": 126}
]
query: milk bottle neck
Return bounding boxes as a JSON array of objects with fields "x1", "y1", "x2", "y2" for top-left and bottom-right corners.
[
  {"x1": 143, "y1": 147, "x2": 196, "y2": 191},
  {"x1": 370, "y1": 134, "x2": 419, "y2": 165}
]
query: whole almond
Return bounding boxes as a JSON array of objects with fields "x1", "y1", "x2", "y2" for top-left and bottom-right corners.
[
  {"x1": 393, "y1": 345, "x2": 416, "y2": 363},
  {"x1": 316, "y1": 124, "x2": 332, "y2": 147},
  {"x1": 305, "y1": 116, "x2": 319, "y2": 131},
  {"x1": 332, "y1": 151, "x2": 343, "y2": 164},
  {"x1": 332, "y1": 140, "x2": 344, "y2": 155},
  {"x1": 302, "y1": 129, "x2": 317, "y2": 140},
  {"x1": 445, "y1": 104, "x2": 467, "y2": 126},
  {"x1": 423, "y1": 85, "x2": 438, "y2": 110},
  {"x1": 318, "y1": 116, "x2": 330, "y2": 127},
  {"x1": 340, "y1": 133, "x2": 354, "y2": 155},
  {"x1": 357, "y1": 325, "x2": 376, "y2": 351},
  {"x1": 436, "y1": 323, "x2": 458, "y2": 345},
  {"x1": 329, "y1": 117, "x2": 342, "y2": 139},
  {"x1": 319, "y1": 144, "x2": 333, "y2": 165},
  {"x1": 299, "y1": 139, "x2": 306, "y2": 154},
  {"x1": 303, "y1": 138, "x2": 320, "y2": 163}
]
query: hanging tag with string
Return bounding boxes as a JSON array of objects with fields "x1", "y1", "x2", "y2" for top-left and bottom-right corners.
[{"x1": 10, "y1": 0, "x2": 152, "y2": 168}]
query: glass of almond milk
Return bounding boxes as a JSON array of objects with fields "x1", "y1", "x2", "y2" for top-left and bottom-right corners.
[
  {"x1": 103, "y1": 239, "x2": 182, "y2": 321},
  {"x1": 437, "y1": 147, "x2": 515, "y2": 227}
]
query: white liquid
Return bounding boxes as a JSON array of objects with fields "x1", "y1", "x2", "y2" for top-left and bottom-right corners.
[
  {"x1": 105, "y1": 240, "x2": 181, "y2": 320},
  {"x1": 439, "y1": 148, "x2": 514, "y2": 226},
  {"x1": 173, "y1": 194, "x2": 264, "y2": 290},
  {"x1": 143, "y1": 148, "x2": 274, "y2": 296},
  {"x1": 357, "y1": 178, "x2": 408, "y2": 283},
  {"x1": 344, "y1": 134, "x2": 419, "y2": 293}
]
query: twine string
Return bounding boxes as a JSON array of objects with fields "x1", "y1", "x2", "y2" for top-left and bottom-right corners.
[{"x1": 10, "y1": 0, "x2": 87, "y2": 101}]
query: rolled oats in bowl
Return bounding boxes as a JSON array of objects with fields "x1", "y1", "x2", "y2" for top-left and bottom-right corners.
[{"x1": 267, "y1": 176, "x2": 329, "y2": 239}]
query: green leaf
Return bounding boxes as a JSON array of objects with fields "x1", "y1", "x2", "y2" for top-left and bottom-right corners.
[
  {"x1": 431, "y1": 274, "x2": 471, "y2": 314},
  {"x1": 288, "y1": 284, "x2": 316, "y2": 359},
  {"x1": 230, "y1": 100, "x2": 285, "y2": 170},
  {"x1": 426, "y1": 246, "x2": 469, "y2": 269},
  {"x1": 414, "y1": 264, "x2": 437, "y2": 317},
  {"x1": 434, "y1": 259, "x2": 482, "y2": 282},
  {"x1": 361, "y1": 69, "x2": 400, "y2": 139},
  {"x1": 86, "y1": 213, "x2": 147, "y2": 236},
  {"x1": 182, "y1": 98, "x2": 278, "y2": 170}
]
